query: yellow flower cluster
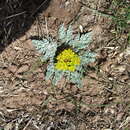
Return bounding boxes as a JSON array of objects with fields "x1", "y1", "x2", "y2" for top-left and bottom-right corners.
[{"x1": 55, "y1": 49, "x2": 80, "y2": 72}]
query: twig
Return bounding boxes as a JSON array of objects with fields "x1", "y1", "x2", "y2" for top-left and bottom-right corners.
[
  {"x1": 31, "y1": 0, "x2": 50, "y2": 17},
  {"x1": 23, "y1": 117, "x2": 33, "y2": 130},
  {"x1": 0, "y1": 11, "x2": 26, "y2": 21}
]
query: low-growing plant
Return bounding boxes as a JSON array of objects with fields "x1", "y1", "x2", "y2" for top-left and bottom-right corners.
[
  {"x1": 32, "y1": 24, "x2": 96, "y2": 87},
  {"x1": 114, "y1": 6, "x2": 130, "y2": 33},
  {"x1": 110, "y1": 0, "x2": 130, "y2": 42},
  {"x1": 81, "y1": 1, "x2": 130, "y2": 44},
  {"x1": 128, "y1": 32, "x2": 130, "y2": 44}
]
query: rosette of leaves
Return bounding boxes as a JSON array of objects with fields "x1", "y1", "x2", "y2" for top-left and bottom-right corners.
[{"x1": 32, "y1": 24, "x2": 96, "y2": 87}]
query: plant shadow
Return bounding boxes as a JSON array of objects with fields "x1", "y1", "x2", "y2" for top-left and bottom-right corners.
[{"x1": 0, "y1": 0, "x2": 51, "y2": 53}]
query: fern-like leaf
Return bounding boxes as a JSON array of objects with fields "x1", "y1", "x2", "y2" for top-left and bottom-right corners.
[
  {"x1": 69, "y1": 71, "x2": 83, "y2": 88},
  {"x1": 58, "y1": 24, "x2": 73, "y2": 43},
  {"x1": 32, "y1": 38, "x2": 57, "y2": 61},
  {"x1": 65, "y1": 25, "x2": 73, "y2": 43},
  {"x1": 52, "y1": 70, "x2": 64, "y2": 85},
  {"x1": 80, "y1": 51, "x2": 96, "y2": 65},
  {"x1": 58, "y1": 24, "x2": 66, "y2": 42},
  {"x1": 45, "y1": 63, "x2": 55, "y2": 81},
  {"x1": 68, "y1": 32, "x2": 92, "y2": 51}
]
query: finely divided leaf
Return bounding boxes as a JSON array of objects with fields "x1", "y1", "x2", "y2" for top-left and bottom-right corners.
[
  {"x1": 69, "y1": 71, "x2": 83, "y2": 87},
  {"x1": 45, "y1": 63, "x2": 55, "y2": 80},
  {"x1": 32, "y1": 38, "x2": 57, "y2": 61},
  {"x1": 52, "y1": 70, "x2": 64, "y2": 85},
  {"x1": 58, "y1": 24, "x2": 73, "y2": 43},
  {"x1": 80, "y1": 51, "x2": 96, "y2": 65},
  {"x1": 65, "y1": 25, "x2": 73, "y2": 43},
  {"x1": 68, "y1": 32, "x2": 92, "y2": 51},
  {"x1": 58, "y1": 24, "x2": 66, "y2": 42}
]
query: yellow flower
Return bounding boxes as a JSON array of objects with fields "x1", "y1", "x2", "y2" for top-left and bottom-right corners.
[{"x1": 55, "y1": 49, "x2": 80, "y2": 72}]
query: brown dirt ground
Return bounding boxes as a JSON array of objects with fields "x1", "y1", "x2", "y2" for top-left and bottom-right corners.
[{"x1": 0, "y1": 0, "x2": 130, "y2": 130}]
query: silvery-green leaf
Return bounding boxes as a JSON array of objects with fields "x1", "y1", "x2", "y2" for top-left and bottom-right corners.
[
  {"x1": 76, "y1": 65, "x2": 84, "y2": 73},
  {"x1": 64, "y1": 71, "x2": 71, "y2": 81},
  {"x1": 32, "y1": 39, "x2": 48, "y2": 53},
  {"x1": 58, "y1": 24, "x2": 73, "y2": 43},
  {"x1": 58, "y1": 24, "x2": 66, "y2": 42},
  {"x1": 52, "y1": 70, "x2": 64, "y2": 85},
  {"x1": 66, "y1": 33, "x2": 79, "y2": 48},
  {"x1": 32, "y1": 38, "x2": 57, "y2": 61},
  {"x1": 80, "y1": 51, "x2": 96, "y2": 65},
  {"x1": 65, "y1": 25, "x2": 73, "y2": 43},
  {"x1": 68, "y1": 32, "x2": 92, "y2": 51},
  {"x1": 45, "y1": 63, "x2": 55, "y2": 80},
  {"x1": 69, "y1": 71, "x2": 83, "y2": 88},
  {"x1": 74, "y1": 34, "x2": 80, "y2": 41},
  {"x1": 43, "y1": 43, "x2": 57, "y2": 61}
]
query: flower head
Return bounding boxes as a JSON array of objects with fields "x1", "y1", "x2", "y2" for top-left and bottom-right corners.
[{"x1": 55, "y1": 49, "x2": 80, "y2": 72}]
